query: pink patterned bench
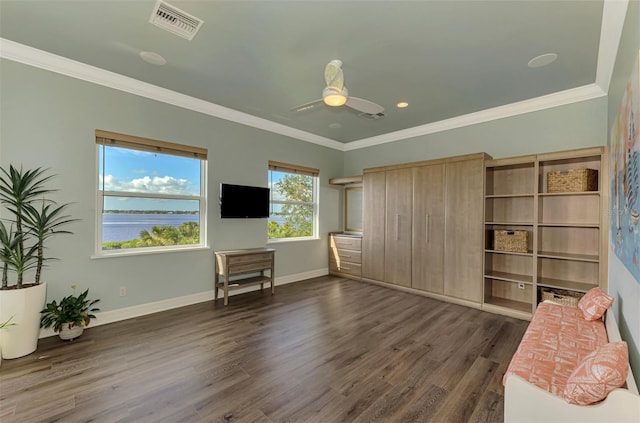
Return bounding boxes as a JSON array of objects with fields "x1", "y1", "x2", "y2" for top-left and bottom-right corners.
[
  {"x1": 503, "y1": 300, "x2": 640, "y2": 422},
  {"x1": 503, "y1": 301, "x2": 608, "y2": 396}
]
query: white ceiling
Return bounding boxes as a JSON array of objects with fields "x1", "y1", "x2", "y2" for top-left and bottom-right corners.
[{"x1": 0, "y1": 1, "x2": 627, "y2": 150}]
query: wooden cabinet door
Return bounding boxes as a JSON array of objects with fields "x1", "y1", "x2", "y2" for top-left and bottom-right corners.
[
  {"x1": 384, "y1": 168, "x2": 413, "y2": 287},
  {"x1": 362, "y1": 172, "x2": 386, "y2": 281},
  {"x1": 412, "y1": 164, "x2": 445, "y2": 293},
  {"x1": 444, "y1": 159, "x2": 484, "y2": 302}
]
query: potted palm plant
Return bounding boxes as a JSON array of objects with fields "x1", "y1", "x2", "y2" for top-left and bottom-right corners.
[
  {"x1": 41, "y1": 286, "x2": 100, "y2": 341},
  {"x1": 0, "y1": 165, "x2": 75, "y2": 358}
]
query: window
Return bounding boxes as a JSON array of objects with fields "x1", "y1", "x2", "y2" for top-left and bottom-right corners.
[
  {"x1": 96, "y1": 130, "x2": 207, "y2": 255},
  {"x1": 268, "y1": 161, "x2": 319, "y2": 240}
]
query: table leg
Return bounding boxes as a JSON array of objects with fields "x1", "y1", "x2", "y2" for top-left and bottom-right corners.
[
  {"x1": 224, "y1": 267, "x2": 229, "y2": 306},
  {"x1": 214, "y1": 272, "x2": 219, "y2": 301}
]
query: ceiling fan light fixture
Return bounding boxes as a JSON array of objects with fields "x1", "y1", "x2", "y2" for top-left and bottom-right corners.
[{"x1": 323, "y1": 86, "x2": 348, "y2": 107}]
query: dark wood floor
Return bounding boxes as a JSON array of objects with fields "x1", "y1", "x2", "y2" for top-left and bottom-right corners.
[{"x1": 0, "y1": 276, "x2": 528, "y2": 423}]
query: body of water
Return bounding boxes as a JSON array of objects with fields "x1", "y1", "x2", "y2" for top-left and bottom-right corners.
[
  {"x1": 102, "y1": 213, "x2": 199, "y2": 242},
  {"x1": 102, "y1": 213, "x2": 284, "y2": 242}
]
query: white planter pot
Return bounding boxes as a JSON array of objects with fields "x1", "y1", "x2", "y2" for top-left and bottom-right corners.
[
  {"x1": 0, "y1": 283, "x2": 47, "y2": 359},
  {"x1": 58, "y1": 324, "x2": 84, "y2": 341}
]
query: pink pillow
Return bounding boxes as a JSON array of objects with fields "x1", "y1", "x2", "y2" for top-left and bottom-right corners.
[
  {"x1": 578, "y1": 287, "x2": 613, "y2": 320},
  {"x1": 563, "y1": 342, "x2": 629, "y2": 405}
]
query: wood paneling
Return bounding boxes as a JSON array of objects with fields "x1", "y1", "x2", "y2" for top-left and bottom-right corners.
[
  {"x1": 384, "y1": 168, "x2": 413, "y2": 287},
  {"x1": 445, "y1": 158, "x2": 484, "y2": 302},
  {"x1": 412, "y1": 164, "x2": 445, "y2": 294},
  {"x1": 362, "y1": 172, "x2": 386, "y2": 280}
]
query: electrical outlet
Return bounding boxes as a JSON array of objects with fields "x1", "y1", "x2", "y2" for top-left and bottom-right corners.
[
  {"x1": 119, "y1": 286, "x2": 126, "y2": 297},
  {"x1": 518, "y1": 283, "x2": 525, "y2": 290}
]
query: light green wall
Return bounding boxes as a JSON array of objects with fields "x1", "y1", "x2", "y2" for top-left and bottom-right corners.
[
  {"x1": 0, "y1": 59, "x2": 343, "y2": 312},
  {"x1": 606, "y1": 0, "x2": 640, "y2": 387},
  {"x1": 344, "y1": 98, "x2": 607, "y2": 174}
]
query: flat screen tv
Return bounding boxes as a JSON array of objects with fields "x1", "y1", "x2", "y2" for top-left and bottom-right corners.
[{"x1": 220, "y1": 183, "x2": 270, "y2": 218}]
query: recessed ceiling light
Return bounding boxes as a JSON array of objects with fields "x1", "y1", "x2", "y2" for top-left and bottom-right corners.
[
  {"x1": 527, "y1": 53, "x2": 558, "y2": 68},
  {"x1": 328, "y1": 122, "x2": 342, "y2": 129},
  {"x1": 396, "y1": 102, "x2": 409, "y2": 108},
  {"x1": 140, "y1": 51, "x2": 166, "y2": 65}
]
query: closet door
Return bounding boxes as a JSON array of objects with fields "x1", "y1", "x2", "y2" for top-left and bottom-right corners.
[
  {"x1": 362, "y1": 171, "x2": 386, "y2": 281},
  {"x1": 412, "y1": 164, "x2": 445, "y2": 293},
  {"x1": 385, "y1": 168, "x2": 413, "y2": 287},
  {"x1": 444, "y1": 158, "x2": 484, "y2": 302}
]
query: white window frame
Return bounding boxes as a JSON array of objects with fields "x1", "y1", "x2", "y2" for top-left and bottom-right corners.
[
  {"x1": 267, "y1": 161, "x2": 320, "y2": 242},
  {"x1": 94, "y1": 130, "x2": 208, "y2": 257}
]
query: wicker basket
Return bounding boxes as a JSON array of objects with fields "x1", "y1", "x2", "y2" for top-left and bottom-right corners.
[
  {"x1": 541, "y1": 289, "x2": 583, "y2": 308},
  {"x1": 493, "y1": 230, "x2": 528, "y2": 253},
  {"x1": 547, "y1": 168, "x2": 598, "y2": 193}
]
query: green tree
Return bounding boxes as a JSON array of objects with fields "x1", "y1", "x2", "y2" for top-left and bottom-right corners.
[
  {"x1": 268, "y1": 174, "x2": 314, "y2": 239},
  {"x1": 102, "y1": 221, "x2": 199, "y2": 250}
]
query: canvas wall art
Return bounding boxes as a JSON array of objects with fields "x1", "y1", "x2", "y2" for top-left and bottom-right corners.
[{"x1": 610, "y1": 50, "x2": 640, "y2": 283}]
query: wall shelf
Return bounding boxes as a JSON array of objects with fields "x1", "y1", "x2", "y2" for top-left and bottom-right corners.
[
  {"x1": 482, "y1": 147, "x2": 607, "y2": 320},
  {"x1": 484, "y1": 270, "x2": 533, "y2": 284}
]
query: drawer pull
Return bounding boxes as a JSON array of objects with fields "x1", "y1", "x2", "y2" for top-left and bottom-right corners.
[
  {"x1": 426, "y1": 214, "x2": 430, "y2": 244},
  {"x1": 395, "y1": 214, "x2": 399, "y2": 241}
]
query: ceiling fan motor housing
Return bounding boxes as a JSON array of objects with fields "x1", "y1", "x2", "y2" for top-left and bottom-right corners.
[{"x1": 323, "y1": 86, "x2": 348, "y2": 106}]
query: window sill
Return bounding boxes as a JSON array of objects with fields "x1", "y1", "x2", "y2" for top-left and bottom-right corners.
[
  {"x1": 91, "y1": 245, "x2": 210, "y2": 259},
  {"x1": 267, "y1": 237, "x2": 320, "y2": 245}
]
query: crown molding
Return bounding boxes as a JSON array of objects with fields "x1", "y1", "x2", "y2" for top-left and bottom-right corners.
[
  {"x1": 595, "y1": 0, "x2": 629, "y2": 93},
  {"x1": 344, "y1": 84, "x2": 606, "y2": 151},
  {"x1": 1, "y1": 4, "x2": 624, "y2": 155},
  {"x1": 0, "y1": 38, "x2": 345, "y2": 151}
]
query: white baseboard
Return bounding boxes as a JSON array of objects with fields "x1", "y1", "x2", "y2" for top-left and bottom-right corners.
[{"x1": 39, "y1": 268, "x2": 328, "y2": 339}]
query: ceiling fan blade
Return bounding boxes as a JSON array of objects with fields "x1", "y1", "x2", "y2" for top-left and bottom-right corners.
[
  {"x1": 324, "y1": 60, "x2": 344, "y2": 90},
  {"x1": 346, "y1": 97, "x2": 384, "y2": 114},
  {"x1": 290, "y1": 99, "x2": 323, "y2": 112}
]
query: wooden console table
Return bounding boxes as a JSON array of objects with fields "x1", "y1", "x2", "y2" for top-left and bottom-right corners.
[{"x1": 214, "y1": 248, "x2": 275, "y2": 305}]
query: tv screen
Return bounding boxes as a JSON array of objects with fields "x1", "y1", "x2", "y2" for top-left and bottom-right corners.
[{"x1": 220, "y1": 183, "x2": 270, "y2": 218}]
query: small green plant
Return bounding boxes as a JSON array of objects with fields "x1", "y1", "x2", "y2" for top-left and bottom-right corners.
[{"x1": 40, "y1": 286, "x2": 100, "y2": 332}]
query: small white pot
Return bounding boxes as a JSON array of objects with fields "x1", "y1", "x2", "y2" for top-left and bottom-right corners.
[
  {"x1": 0, "y1": 283, "x2": 47, "y2": 359},
  {"x1": 58, "y1": 324, "x2": 84, "y2": 341}
]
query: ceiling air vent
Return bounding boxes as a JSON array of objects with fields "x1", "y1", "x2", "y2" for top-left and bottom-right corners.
[
  {"x1": 149, "y1": 0, "x2": 204, "y2": 40},
  {"x1": 358, "y1": 112, "x2": 386, "y2": 120}
]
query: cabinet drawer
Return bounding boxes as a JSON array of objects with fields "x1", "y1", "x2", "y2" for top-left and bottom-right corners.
[
  {"x1": 228, "y1": 260, "x2": 273, "y2": 275},
  {"x1": 329, "y1": 260, "x2": 362, "y2": 277},
  {"x1": 329, "y1": 247, "x2": 361, "y2": 264},
  {"x1": 227, "y1": 253, "x2": 273, "y2": 266},
  {"x1": 330, "y1": 236, "x2": 362, "y2": 251}
]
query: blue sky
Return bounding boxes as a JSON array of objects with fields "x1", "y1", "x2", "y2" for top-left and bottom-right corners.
[
  {"x1": 98, "y1": 147, "x2": 304, "y2": 213},
  {"x1": 100, "y1": 146, "x2": 201, "y2": 211}
]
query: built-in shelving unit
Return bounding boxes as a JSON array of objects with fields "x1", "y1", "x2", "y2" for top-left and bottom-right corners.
[
  {"x1": 482, "y1": 147, "x2": 607, "y2": 320},
  {"x1": 483, "y1": 156, "x2": 536, "y2": 319}
]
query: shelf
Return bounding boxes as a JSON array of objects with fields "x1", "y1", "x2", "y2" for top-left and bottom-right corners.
[
  {"x1": 537, "y1": 251, "x2": 599, "y2": 262},
  {"x1": 537, "y1": 277, "x2": 596, "y2": 293},
  {"x1": 484, "y1": 297, "x2": 532, "y2": 314},
  {"x1": 485, "y1": 249, "x2": 533, "y2": 257},
  {"x1": 537, "y1": 222, "x2": 599, "y2": 228},
  {"x1": 216, "y1": 275, "x2": 271, "y2": 288},
  {"x1": 539, "y1": 191, "x2": 599, "y2": 197},
  {"x1": 329, "y1": 175, "x2": 363, "y2": 185},
  {"x1": 485, "y1": 221, "x2": 534, "y2": 226},
  {"x1": 483, "y1": 148, "x2": 605, "y2": 321},
  {"x1": 484, "y1": 271, "x2": 533, "y2": 284},
  {"x1": 485, "y1": 194, "x2": 535, "y2": 199}
]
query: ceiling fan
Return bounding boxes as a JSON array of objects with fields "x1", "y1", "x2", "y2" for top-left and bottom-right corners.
[{"x1": 292, "y1": 59, "x2": 384, "y2": 115}]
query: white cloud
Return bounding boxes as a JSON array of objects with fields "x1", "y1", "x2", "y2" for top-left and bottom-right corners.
[{"x1": 101, "y1": 174, "x2": 198, "y2": 195}]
